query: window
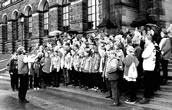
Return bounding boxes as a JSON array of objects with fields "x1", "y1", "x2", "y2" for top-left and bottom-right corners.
[
  {"x1": 43, "y1": 2, "x2": 49, "y2": 36},
  {"x1": 29, "y1": 17, "x2": 32, "y2": 33},
  {"x1": 2, "y1": 16, "x2": 8, "y2": 42},
  {"x1": 44, "y1": 12, "x2": 48, "y2": 30},
  {"x1": 63, "y1": 5, "x2": 69, "y2": 28},
  {"x1": 28, "y1": 8, "x2": 32, "y2": 38},
  {"x1": 88, "y1": 0, "x2": 102, "y2": 29},
  {"x1": 12, "y1": 0, "x2": 18, "y2": 2},
  {"x1": 12, "y1": 11, "x2": 18, "y2": 40},
  {"x1": 2, "y1": 0, "x2": 11, "y2": 7}
]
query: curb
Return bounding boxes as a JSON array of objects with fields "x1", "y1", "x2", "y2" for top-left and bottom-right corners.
[
  {"x1": 0, "y1": 67, "x2": 7, "y2": 72},
  {"x1": 0, "y1": 58, "x2": 9, "y2": 63}
]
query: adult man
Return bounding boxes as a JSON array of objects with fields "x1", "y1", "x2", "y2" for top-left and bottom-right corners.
[
  {"x1": 17, "y1": 46, "x2": 29, "y2": 103},
  {"x1": 140, "y1": 30, "x2": 156, "y2": 104}
]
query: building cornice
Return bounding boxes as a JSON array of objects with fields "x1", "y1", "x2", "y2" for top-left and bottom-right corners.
[{"x1": 0, "y1": 0, "x2": 24, "y2": 11}]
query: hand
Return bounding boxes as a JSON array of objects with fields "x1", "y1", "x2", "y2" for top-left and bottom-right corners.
[{"x1": 161, "y1": 51, "x2": 164, "y2": 55}]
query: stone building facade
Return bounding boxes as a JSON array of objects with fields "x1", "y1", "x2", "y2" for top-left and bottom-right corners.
[{"x1": 0, "y1": 0, "x2": 172, "y2": 53}]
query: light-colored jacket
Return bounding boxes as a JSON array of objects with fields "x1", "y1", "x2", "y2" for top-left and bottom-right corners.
[
  {"x1": 50, "y1": 56, "x2": 61, "y2": 72},
  {"x1": 142, "y1": 41, "x2": 156, "y2": 71},
  {"x1": 64, "y1": 53, "x2": 72, "y2": 70},
  {"x1": 123, "y1": 55, "x2": 139, "y2": 81}
]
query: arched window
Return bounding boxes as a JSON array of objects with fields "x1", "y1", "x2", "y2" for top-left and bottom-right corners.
[
  {"x1": 12, "y1": 11, "x2": 19, "y2": 40},
  {"x1": 2, "y1": 15, "x2": 8, "y2": 42},
  {"x1": 2, "y1": 15, "x2": 8, "y2": 53},
  {"x1": 43, "y1": 1, "x2": 49, "y2": 36},
  {"x1": 28, "y1": 7, "x2": 32, "y2": 38},
  {"x1": 88, "y1": 0, "x2": 102, "y2": 29},
  {"x1": 24, "y1": 5, "x2": 33, "y2": 52}
]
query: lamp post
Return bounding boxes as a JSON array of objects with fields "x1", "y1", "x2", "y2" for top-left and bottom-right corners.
[{"x1": 19, "y1": 16, "x2": 24, "y2": 46}]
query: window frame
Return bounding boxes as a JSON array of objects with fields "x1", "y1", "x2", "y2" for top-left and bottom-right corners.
[
  {"x1": 63, "y1": 5, "x2": 70, "y2": 27},
  {"x1": 43, "y1": 2, "x2": 49, "y2": 36},
  {"x1": 87, "y1": 0, "x2": 102, "y2": 30}
]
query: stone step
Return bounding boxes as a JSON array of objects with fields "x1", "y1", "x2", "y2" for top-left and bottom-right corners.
[
  {"x1": 134, "y1": 103, "x2": 172, "y2": 110},
  {"x1": 137, "y1": 89, "x2": 172, "y2": 99},
  {"x1": 167, "y1": 80, "x2": 172, "y2": 85},
  {"x1": 135, "y1": 90, "x2": 172, "y2": 108},
  {"x1": 160, "y1": 85, "x2": 172, "y2": 92},
  {"x1": 168, "y1": 68, "x2": 172, "y2": 72},
  {"x1": 136, "y1": 93, "x2": 172, "y2": 108},
  {"x1": 47, "y1": 86, "x2": 172, "y2": 110},
  {"x1": 168, "y1": 63, "x2": 172, "y2": 68}
]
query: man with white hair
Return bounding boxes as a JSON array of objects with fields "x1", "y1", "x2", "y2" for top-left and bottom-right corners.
[{"x1": 140, "y1": 31, "x2": 156, "y2": 104}]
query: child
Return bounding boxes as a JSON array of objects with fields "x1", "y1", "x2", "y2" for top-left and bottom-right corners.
[{"x1": 123, "y1": 46, "x2": 139, "y2": 104}]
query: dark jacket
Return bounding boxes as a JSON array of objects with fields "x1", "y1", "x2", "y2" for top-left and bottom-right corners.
[
  {"x1": 108, "y1": 71, "x2": 120, "y2": 81},
  {"x1": 9, "y1": 58, "x2": 18, "y2": 73}
]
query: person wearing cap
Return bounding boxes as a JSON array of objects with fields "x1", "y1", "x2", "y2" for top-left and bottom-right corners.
[
  {"x1": 17, "y1": 46, "x2": 30, "y2": 103},
  {"x1": 123, "y1": 46, "x2": 139, "y2": 105},
  {"x1": 104, "y1": 46, "x2": 121, "y2": 106},
  {"x1": 139, "y1": 31, "x2": 156, "y2": 104}
]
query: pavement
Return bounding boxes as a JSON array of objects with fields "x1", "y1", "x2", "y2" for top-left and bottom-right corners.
[
  {"x1": 0, "y1": 71, "x2": 158, "y2": 110},
  {"x1": 0, "y1": 57, "x2": 169, "y2": 110}
]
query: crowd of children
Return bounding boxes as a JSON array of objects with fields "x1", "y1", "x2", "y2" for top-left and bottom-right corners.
[{"x1": 7, "y1": 24, "x2": 172, "y2": 106}]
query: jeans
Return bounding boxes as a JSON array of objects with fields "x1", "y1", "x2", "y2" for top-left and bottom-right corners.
[{"x1": 110, "y1": 80, "x2": 120, "y2": 104}]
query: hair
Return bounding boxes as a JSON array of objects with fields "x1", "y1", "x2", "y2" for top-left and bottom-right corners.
[{"x1": 17, "y1": 50, "x2": 23, "y2": 55}]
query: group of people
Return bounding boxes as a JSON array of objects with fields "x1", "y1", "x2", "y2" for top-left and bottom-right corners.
[{"x1": 7, "y1": 24, "x2": 172, "y2": 106}]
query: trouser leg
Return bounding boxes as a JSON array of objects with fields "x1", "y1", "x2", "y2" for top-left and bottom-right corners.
[
  {"x1": 128, "y1": 81, "x2": 136, "y2": 102},
  {"x1": 18, "y1": 74, "x2": 28, "y2": 100},
  {"x1": 14, "y1": 74, "x2": 18, "y2": 90},
  {"x1": 111, "y1": 80, "x2": 120, "y2": 104},
  {"x1": 161, "y1": 59, "x2": 169, "y2": 82},
  {"x1": 144, "y1": 71, "x2": 154, "y2": 98},
  {"x1": 10, "y1": 74, "x2": 15, "y2": 90},
  {"x1": 106, "y1": 78, "x2": 112, "y2": 96}
]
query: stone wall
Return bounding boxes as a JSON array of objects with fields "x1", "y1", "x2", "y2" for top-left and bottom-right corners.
[{"x1": 0, "y1": 0, "x2": 64, "y2": 53}]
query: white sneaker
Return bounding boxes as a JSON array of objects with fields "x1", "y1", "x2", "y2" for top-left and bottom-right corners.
[
  {"x1": 125, "y1": 100, "x2": 136, "y2": 104},
  {"x1": 34, "y1": 88, "x2": 37, "y2": 90},
  {"x1": 37, "y1": 88, "x2": 40, "y2": 90}
]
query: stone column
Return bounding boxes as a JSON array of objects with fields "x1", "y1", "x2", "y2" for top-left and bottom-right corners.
[
  {"x1": 32, "y1": 12, "x2": 40, "y2": 47},
  {"x1": 18, "y1": 19, "x2": 23, "y2": 47},
  {"x1": 69, "y1": 0, "x2": 87, "y2": 32},
  {"x1": 139, "y1": 0, "x2": 148, "y2": 14},
  {"x1": 102, "y1": 0, "x2": 110, "y2": 19},
  {"x1": 49, "y1": 6, "x2": 62, "y2": 32},
  {"x1": 7, "y1": 21, "x2": 13, "y2": 53}
]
